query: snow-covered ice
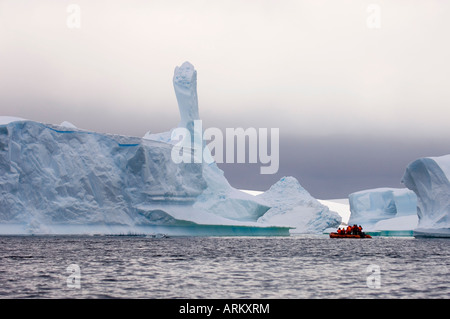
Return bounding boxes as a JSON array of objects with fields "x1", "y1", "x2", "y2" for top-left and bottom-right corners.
[
  {"x1": 402, "y1": 155, "x2": 450, "y2": 237},
  {"x1": 173, "y1": 61, "x2": 200, "y2": 129},
  {"x1": 255, "y1": 177, "x2": 341, "y2": 234},
  {"x1": 317, "y1": 198, "x2": 351, "y2": 225},
  {"x1": 59, "y1": 121, "x2": 77, "y2": 129},
  {"x1": 242, "y1": 189, "x2": 345, "y2": 233},
  {"x1": 347, "y1": 187, "x2": 417, "y2": 230},
  {"x1": 373, "y1": 215, "x2": 418, "y2": 231}
]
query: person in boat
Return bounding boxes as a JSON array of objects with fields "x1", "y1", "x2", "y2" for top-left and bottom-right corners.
[
  {"x1": 333, "y1": 225, "x2": 368, "y2": 237},
  {"x1": 347, "y1": 225, "x2": 352, "y2": 235}
]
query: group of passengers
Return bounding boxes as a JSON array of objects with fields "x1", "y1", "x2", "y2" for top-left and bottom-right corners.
[{"x1": 337, "y1": 224, "x2": 364, "y2": 236}]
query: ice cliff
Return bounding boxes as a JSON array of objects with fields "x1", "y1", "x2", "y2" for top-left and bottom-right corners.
[
  {"x1": 0, "y1": 120, "x2": 209, "y2": 234},
  {"x1": 348, "y1": 188, "x2": 417, "y2": 230},
  {"x1": 0, "y1": 119, "x2": 277, "y2": 235},
  {"x1": 402, "y1": 155, "x2": 450, "y2": 237}
]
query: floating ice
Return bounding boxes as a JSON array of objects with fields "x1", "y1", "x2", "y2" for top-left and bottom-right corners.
[
  {"x1": 0, "y1": 62, "x2": 337, "y2": 236},
  {"x1": 317, "y1": 198, "x2": 351, "y2": 225},
  {"x1": 256, "y1": 177, "x2": 341, "y2": 233},
  {"x1": 59, "y1": 121, "x2": 77, "y2": 129},
  {"x1": 0, "y1": 63, "x2": 286, "y2": 236},
  {"x1": 348, "y1": 187, "x2": 417, "y2": 230},
  {"x1": 402, "y1": 155, "x2": 450, "y2": 237},
  {"x1": 373, "y1": 215, "x2": 418, "y2": 232},
  {"x1": 0, "y1": 119, "x2": 288, "y2": 236}
]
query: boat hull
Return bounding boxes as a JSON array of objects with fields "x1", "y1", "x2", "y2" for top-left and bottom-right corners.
[{"x1": 329, "y1": 232, "x2": 372, "y2": 239}]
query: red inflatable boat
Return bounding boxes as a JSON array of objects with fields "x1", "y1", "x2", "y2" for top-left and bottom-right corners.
[{"x1": 329, "y1": 232, "x2": 372, "y2": 239}]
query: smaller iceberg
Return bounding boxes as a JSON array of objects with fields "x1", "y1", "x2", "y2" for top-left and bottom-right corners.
[
  {"x1": 348, "y1": 187, "x2": 417, "y2": 234},
  {"x1": 402, "y1": 155, "x2": 450, "y2": 237},
  {"x1": 256, "y1": 177, "x2": 341, "y2": 234},
  {"x1": 59, "y1": 121, "x2": 77, "y2": 129},
  {"x1": 317, "y1": 198, "x2": 351, "y2": 225}
]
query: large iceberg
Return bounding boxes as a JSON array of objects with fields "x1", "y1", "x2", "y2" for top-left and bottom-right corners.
[
  {"x1": 348, "y1": 187, "x2": 417, "y2": 231},
  {"x1": 256, "y1": 176, "x2": 341, "y2": 234},
  {"x1": 402, "y1": 155, "x2": 450, "y2": 237},
  {"x1": 0, "y1": 119, "x2": 205, "y2": 234},
  {"x1": 0, "y1": 62, "x2": 288, "y2": 236},
  {"x1": 0, "y1": 61, "x2": 341, "y2": 236}
]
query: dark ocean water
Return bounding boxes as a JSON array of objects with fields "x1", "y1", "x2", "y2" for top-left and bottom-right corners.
[{"x1": 0, "y1": 235, "x2": 448, "y2": 299}]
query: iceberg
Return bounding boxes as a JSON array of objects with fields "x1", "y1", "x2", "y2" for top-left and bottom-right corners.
[
  {"x1": 371, "y1": 215, "x2": 418, "y2": 236},
  {"x1": 0, "y1": 61, "x2": 339, "y2": 236},
  {"x1": 0, "y1": 62, "x2": 288, "y2": 236},
  {"x1": 317, "y1": 198, "x2": 351, "y2": 225},
  {"x1": 0, "y1": 120, "x2": 208, "y2": 234},
  {"x1": 59, "y1": 121, "x2": 77, "y2": 129},
  {"x1": 402, "y1": 155, "x2": 450, "y2": 237},
  {"x1": 348, "y1": 187, "x2": 417, "y2": 231},
  {"x1": 256, "y1": 177, "x2": 341, "y2": 234}
]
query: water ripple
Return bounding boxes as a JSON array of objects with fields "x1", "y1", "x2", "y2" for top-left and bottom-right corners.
[{"x1": 0, "y1": 235, "x2": 448, "y2": 298}]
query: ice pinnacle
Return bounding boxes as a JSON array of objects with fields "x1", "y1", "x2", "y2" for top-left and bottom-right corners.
[{"x1": 173, "y1": 61, "x2": 200, "y2": 131}]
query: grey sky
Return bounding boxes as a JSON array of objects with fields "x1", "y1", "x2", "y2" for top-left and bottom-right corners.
[{"x1": 1, "y1": 1, "x2": 450, "y2": 198}]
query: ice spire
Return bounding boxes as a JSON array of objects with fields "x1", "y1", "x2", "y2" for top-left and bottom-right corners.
[
  {"x1": 171, "y1": 61, "x2": 209, "y2": 164},
  {"x1": 173, "y1": 61, "x2": 200, "y2": 131}
]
